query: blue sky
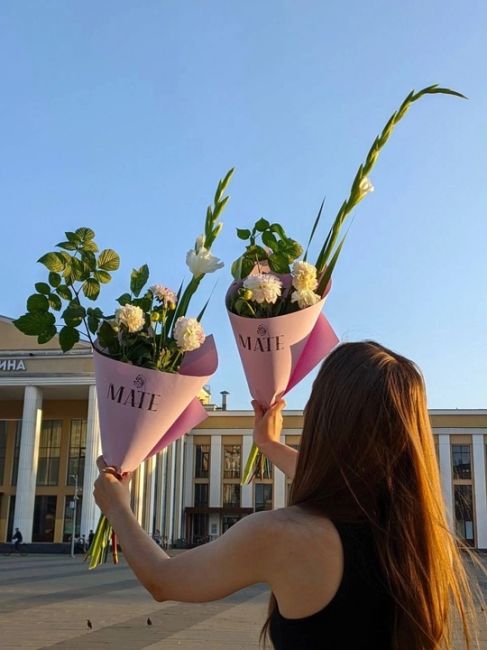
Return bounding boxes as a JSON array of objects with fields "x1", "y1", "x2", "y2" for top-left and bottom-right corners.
[{"x1": 1, "y1": 1, "x2": 486, "y2": 409}]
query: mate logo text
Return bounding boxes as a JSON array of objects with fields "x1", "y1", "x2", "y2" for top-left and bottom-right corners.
[
  {"x1": 238, "y1": 323, "x2": 285, "y2": 353},
  {"x1": 106, "y1": 374, "x2": 160, "y2": 411}
]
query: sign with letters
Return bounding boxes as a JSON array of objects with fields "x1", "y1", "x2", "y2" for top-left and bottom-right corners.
[{"x1": 0, "y1": 359, "x2": 26, "y2": 372}]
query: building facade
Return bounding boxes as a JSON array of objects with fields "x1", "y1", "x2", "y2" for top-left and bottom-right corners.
[{"x1": 1, "y1": 316, "x2": 486, "y2": 549}]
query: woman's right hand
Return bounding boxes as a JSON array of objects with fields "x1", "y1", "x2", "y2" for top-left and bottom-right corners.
[{"x1": 252, "y1": 399, "x2": 286, "y2": 451}]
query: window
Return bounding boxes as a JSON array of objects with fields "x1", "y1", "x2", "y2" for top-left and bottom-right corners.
[
  {"x1": 11, "y1": 421, "x2": 21, "y2": 486},
  {"x1": 63, "y1": 495, "x2": 82, "y2": 542},
  {"x1": 37, "y1": 420, "x2": 62, "y2": 486},
  {"x1": 452, "y1": 444, "x2": 472, "y2": 480},
  {"x1": 454, "y1": 485, "x2": 475, "y2": 545},
  {"x1": 222, "y1": 515, "x2": 240, "y2": 533},
  {"x1": 223, "y1": 483, "x2": 240, "y2": 508},
  {"x1": 194, "y1": 483, "x2": 209, "y2": 507},
  {"x1": 195, "y1": 444, "x2": 210, "y2": 478},
  {"x1": 33, "y1": 495, "x2": 57, "y2": 542},
  {"x1": 67, "y1": 419, "x2": 86, "y2": 486},
  {"x1": 223, "y1": 445, "x2": 241, "y2": 479},
  {"x1": 191, "y1": 513, "x2": 209, "y2": 545},
  {"x1": 255, "y1": 484, "x2": 273, "y2": 511},
  {"x1": 0, "y1": 421, "x2": 7, "y2": 485}
]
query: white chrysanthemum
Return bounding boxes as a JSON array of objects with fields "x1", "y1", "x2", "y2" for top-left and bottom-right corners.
[
  {"x1": 291, "y1": 261, "x2": 318, "y2": 292},
  {"x1": 150, "y1": 285, "x2": 177, "y2": 309},
  {"x1": 186, "y1": 246, "x2": 224, "y2": 277},
  {"x1": 291, "y1": 289, "x2": 321, "y2": 309},
  {"x1": 174, "y1": 317, "x2": 206, "y2": 352},
  {"x1": 115, "y1": 304, "x2": 145, "y2": 333},
  {"x1": 359, "y1": 176, "x2": 374, "y2": 197},
  {"x1": 243, "y1": 273, "x2": 282, "y2": 304}
]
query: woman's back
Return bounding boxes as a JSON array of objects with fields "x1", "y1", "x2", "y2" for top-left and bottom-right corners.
[{"x1": 267, "y1": 507, "x2": 395, "y2": 649}]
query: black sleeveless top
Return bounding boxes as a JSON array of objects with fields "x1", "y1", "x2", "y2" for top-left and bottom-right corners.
[{"x1": 269, "y1": 521, "x2": 395, "y2": 649}]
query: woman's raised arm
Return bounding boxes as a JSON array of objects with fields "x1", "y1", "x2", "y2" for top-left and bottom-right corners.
[{"x1": 253, "y1": 400, "x2": 298, "y2": 479}]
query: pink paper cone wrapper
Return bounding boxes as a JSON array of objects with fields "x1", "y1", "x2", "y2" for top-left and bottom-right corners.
[
  {"x1": 227, "y1": 279, "x2": 338, "y2": 406},
  {"x1": 94, "y1": 335, "x2": 217, "y2": 473}
]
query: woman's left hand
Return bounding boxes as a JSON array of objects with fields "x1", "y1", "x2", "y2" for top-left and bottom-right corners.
[{"x1": 93, "y1": 456, "x2": 132, "y2": 519}]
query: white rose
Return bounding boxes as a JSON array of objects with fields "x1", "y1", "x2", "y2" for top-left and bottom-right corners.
[
  {"x1": 186, "y1": 246, "x2": 224, "y2": 277},
  {"x1": 291, "y1": 261, "x2": 318, "y2": 292},
  {"x1": 291, "y1": 289, "x2": 321, "y2": 309},
  {"x1": 243, "y1": 273, "x2": 282, "y2": 305},
  {"x1": 359, "y1": 176, "x2": 374, "y2": 197},
  {"x1": 115, "y1": 304, "x2": 145, "y2": 333},
  {"x1": 174, "y1": 317, "x2": 206, "y2": 352}
]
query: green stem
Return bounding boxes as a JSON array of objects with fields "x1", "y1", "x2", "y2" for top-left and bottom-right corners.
[
  {"x1": 241, "y1": 443, "x2": 260, "y2": 485},
  {"x1": 315, "y1": 85, "x2": 465, "y2": 296}
]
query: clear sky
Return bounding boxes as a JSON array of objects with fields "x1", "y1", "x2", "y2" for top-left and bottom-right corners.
[{"x1": 1, "y1": 1, "x2": 486, "y2": 410}]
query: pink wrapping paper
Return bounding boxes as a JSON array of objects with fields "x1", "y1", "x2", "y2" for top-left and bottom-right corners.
[
  {"x1": 227, "y1": 278, "x2": 338, "y2": 406},
  {"x1": 94, "y1": 335, "x2": 217, "y2": 472}
]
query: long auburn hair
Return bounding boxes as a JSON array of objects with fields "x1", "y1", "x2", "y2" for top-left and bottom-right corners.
[{"x1": 262, "y1": 341, "x2": 483, "y2": 649}]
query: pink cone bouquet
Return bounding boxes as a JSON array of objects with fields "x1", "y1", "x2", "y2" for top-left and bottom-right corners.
[
  {"x1": 15, "y1": 169, "x2": 234, "y2": 567},
  {"x1": 228, "y1": 85, "x2": 464, "y2": 483}
]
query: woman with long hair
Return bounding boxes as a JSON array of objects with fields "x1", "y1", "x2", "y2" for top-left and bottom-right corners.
[{"x1": 94, "y1": 341, "x2": 483, "y2": 649}]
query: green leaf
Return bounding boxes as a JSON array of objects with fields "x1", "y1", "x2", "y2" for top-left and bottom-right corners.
[
  {"x1": 70, "y1": 257, "x2": 90, "y2": 282},
  {"x1": 48, "y1": 293, "x2": 62, "y2": 311},
  {"x1": 245, "y1": 245, "x2": 268, "y2": 261},
  {"x1": 75, "y1": 227, "x2": 95, "y2": 242},
  {"x1": 268, "y1": 254, "x2": 290, "y2": 274},
  {"x1": 82, "y1": 278, "x2": 100, "y2": 300},
  {"x1": 62, "y1": 303, "x2": 85, "y2": 327},
  {"x1": 37, "y1": 252, "x2": 66, "y2": 272},
  {"x1": 231, "y1": 255, "x2": 255, "y2": 280},
  {"x1": 130, "y1": 264, "x2": 149, "y2": 297},
  {"x1": 236, "y1": 228, "x2": 251, "y2": 240},
  {"x1": 262, "y1": 231, "x2": 278, "y2": 252},
  {"x1": 116, "y1": 292, "x2": 132, "y2": 306},
  {"x1": 56, "y1": 284, "x2": 73, "y2": 301},
  {"x1": 56, "y1": 241, "x2": 78, "y2": 251},
  {"x1": 82, "y1": 277, "x2": 100, "y2": 300},
  {"x1": 87, "y1": 314, "x2": 100, "y2": 335},
  {"x1": 98, "y1": 249, "x2": 120, "y2": 271},
  {"x1": 35, "y1": 282, "x2": 51, "y2": 295},
  {"x1": 303, "y1": 197, "x2": 325, "y2": 262},
  {"x1": 94, "y1": 270, "x2": 111, "y2": 284},
  {"x1": 81, "y1": 250, "x2": 97, "y2": 271},
  {"x1": 255, "y1": 218, "x2": 270, "y2": 232},
  {"x1": 59, "y1": 326, "x2": 80, "y2": 352},
  {"x1": 231, "y1": 256, "x2": 244, "y2": 280},
  {"x1": 48, "y1": 272, "x2": 61, "y2": 288},
  {"x1": 38, "y1": 326, "x2": 57, "y2": 344},
  {"x1": 27, "y1": 293, "x2": 49, "y2": 312},
  {"x1": 270, "y1": 223, "x2": 287, "y2": 238},
  {"x1": 65, "y1": 231, "x2": 81, "y2": 243},
  {"x1": 14, "y1": 311, "x2": 55, "y2": 336},
  {"x1": 82, "y1": 240, "x2": 99, "y2": 253},
  {"x1": 280, "y1": 239, "x2": 303, "y2": 262},
  {"x1": 97, "y1": 320, "x2": 118, "y2": 349}
]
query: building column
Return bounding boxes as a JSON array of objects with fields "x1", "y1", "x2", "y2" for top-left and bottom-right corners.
[
  {"x1": 14, "y1": 386, "x2": 43, "y2": 542},
  {"x1": 438, "y1": 434, "x2": 454, "y2": 528},
  {"x1": 163, "y1": 443, "x2": 176, "y2": 544},
  {"x1": 183, "y1": 434, "x2": 194, "y2": 508},
  {"x1": 154, "y1": 450, "x2": 166, "y2": 533},
  {"x1": 273, "y1": 435, "x2": 286, "y2": 509},
  {"x1": 144, "y1": 455, "x2": 156, "y2": 535},
  {"x1": 80, "y1": 384, "x2": 101, "y2": 537},
  {"x1": 473, "y1": 434, "x2": 487, "y2": 549},
  {"x1": 134, "y1": 461, "x2": 146, "y2": 527},
  {"x1": 173, "y1": 437, "x2": 185, "y2": 541},
  {"x1": 209, "y1": 435, "x2": 222, "y2": 507},
  {"x1": 241, "y1": 435, "x2": 253, "y2": 508}
]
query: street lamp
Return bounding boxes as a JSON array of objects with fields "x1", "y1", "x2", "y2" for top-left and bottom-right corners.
[{"x1": 70, "y1": 474, "x2": 79, "y2": 559}]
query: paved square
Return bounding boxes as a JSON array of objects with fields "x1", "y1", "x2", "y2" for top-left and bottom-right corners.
[{"x1": 0, "y1": 552, "x2": 485, "y2": 649}]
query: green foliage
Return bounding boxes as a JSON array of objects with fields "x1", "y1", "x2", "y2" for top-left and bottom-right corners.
[
  {"x1": 231, "y1": 219, "x2": 303, "y2": 280},
  {"x1": 15, "y1": 227, "x2": 120, "y2": 352},
  {"x1": 130, "y1": 264, "x2": 149, "y2": 297}
]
